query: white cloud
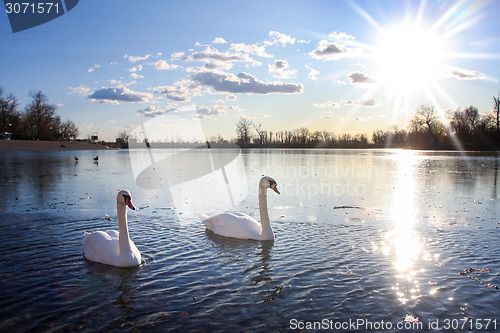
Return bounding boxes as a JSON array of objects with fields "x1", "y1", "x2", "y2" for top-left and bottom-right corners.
[
  {"x1": 187, "y1": 61, "x2": 234, "y2": 72},
  {"x1": 309, "y1": 32, "x2": 363, "y2": 60},
  {"x1": 129, "y1": 65, "x2": 143, "y2": 72},
  {"x1": 348, "y1": 71, "x2": 375, "y2": 85},
  {"x1": 259, "y1": 113, "x2": 271, "y2": 118},
  {"x1": 310, "y1": 40, "x2": 358, "y2": 60},
  {"x1": 155, "y1": 86, "x2": 191, "y2": 102},
  {"x1": 130, "y1": 73, "x2": 144, "y2": 79},
  {"x1": 184, "y1": 47, "x2": 259, "y2": 65},
  {"x1": 213, "y1": 37, "x2": 228, "y2": 44},
  {"x1": 344, "y1": 98, "x2": 383, "y2": 107},
  {"x1": 268, "y1": 59, "x2": 297, "y2": 79},
  {"x1": 446, "y1": 69, "x2": 486, "y2": 80},
  {"x1": 196, "y1": 104, "x2": 240, "y2": 119},
  {"x1": 153, "y1": 60, "x2": 179, "y2": 70},
  {"x1": 267, "y1": 31, "x2": 296, "y2": 46},
  {"x1": 313, "y1": 101, "x2": 340, "y2": 108},
  {"x1": 69, "y1": 85, "x2": 91, "y2": 96},
  {"x1": 136, "y1": 105, "x2": 177, "y2": 118},
  {"x1": 305, "y1": 64, "x2": 320, "y2": 80},
  {"x1": 191, "y1": 71, "x2": 303, "y2": 94},
  {"x1": 328, "y1": 31, "x2": 355, "y2": 41},
  {"x1": 230, "y1": 43, "x2": 272, "y2": 58},
  {"x1": 88, "y1": 64, "x2": 101, "y2": 72},
  {"x1": 124, "y1": 53, "x2": 152, "y2": 62},
  {"x1": 171, "y1": 52, "x2": 185, "y2": 60},
  {"x1": 154, "y1": 80, "x2": 195, "y2": 102},
  {"x1": 89, "y1": 87, "x2": 152, "y2": 103}
]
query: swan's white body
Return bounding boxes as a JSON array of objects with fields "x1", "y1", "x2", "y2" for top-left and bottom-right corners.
[
  {"x1": 83, "y1": 190, "x2": 141, "y2": 267},
  {"x1": 200, "y1": 176, "x2": 279, "y2": 241}
]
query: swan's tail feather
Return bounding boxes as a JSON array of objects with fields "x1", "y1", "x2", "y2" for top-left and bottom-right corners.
[
  {"x1": 198, "y1": 213, "x2": 213, "y2": 231},
  {"x1": 198, "y1": 213, "x2": 209, "y2": 221},
  {"x1": 83, "y1": 231, "x2": 91, "y2": 245}
]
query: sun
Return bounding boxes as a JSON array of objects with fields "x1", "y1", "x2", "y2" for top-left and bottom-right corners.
[{"x1": 374, "y1": 24, "x2": 446, "y2": 95}]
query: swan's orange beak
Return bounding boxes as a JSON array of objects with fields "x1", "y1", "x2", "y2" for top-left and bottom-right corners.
[
  {"x1": 271, "y1": 184, "x2": 280, "y2": 195},
  {"x1": 125, "y1": 196, "x2": 136, "y2": 210}
]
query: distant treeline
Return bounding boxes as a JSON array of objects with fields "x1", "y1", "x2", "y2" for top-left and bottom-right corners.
[
  {"x1": 229, "y1": 102, "x2": 500, "y2": 150},
  {"x1": 0, "y1": 87, "x2": 78, "y2": 141}
]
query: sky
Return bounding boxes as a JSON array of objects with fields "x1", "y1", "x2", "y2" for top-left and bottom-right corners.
[{"x1": 1, "y1": 0, "x2": 500, "y2": 142}]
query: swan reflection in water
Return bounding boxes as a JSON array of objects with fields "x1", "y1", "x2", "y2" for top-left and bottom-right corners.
[
  {"x1": 204, "y1": 231, "x2": 282, "y2": 302},
  {"x1": 81, "y1": 261, "x2": 142, "y2": 317}
]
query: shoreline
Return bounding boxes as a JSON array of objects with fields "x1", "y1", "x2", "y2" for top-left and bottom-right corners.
[
  {"x1": 1, "y1": 139, "x2": 498, "y2": 152},
  {"x1": 0, "y1": 140, "x2": 114, "y2": 151}
]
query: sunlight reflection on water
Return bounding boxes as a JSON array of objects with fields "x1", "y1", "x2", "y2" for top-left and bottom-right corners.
[{"x1": 386, "y1": 151, "x2": 429, "y2": 305}]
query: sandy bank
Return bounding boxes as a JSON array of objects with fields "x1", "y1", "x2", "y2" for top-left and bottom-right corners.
[{"x1": 0, "y1": 140, "x2": 114, "y2": 151}]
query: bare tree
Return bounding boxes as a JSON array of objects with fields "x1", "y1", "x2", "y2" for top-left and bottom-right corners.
[
  {"x1": 450, "y1": 106, "x2": 480, "y2": 138},
  {"x1": 59, "y1": 120, "x2": 79, "y2": 140},
  {"x1": 410, "y1": 104, "x2": 444, "y2": 144},
  {"x1": 465, "y1": 106, "x2": 480, "y2": 134},
  {"x1": 297, "y1": 127, "x2": 309, "y2": 144},
  {"x1": 0, "y1": 87, "x2": 20, "y2": 135},
  {"x1": 235, "y1": 117, "x2": 253, "y2": 145},
  {"x1": 24, "y1": 91, "x2": 57, "y2": 140},
  {"x1": 253, "y1": 123, "x2": 266, "y2": 145},
  {"x1": 411, "y1": 105, "x2": 436, "y2": 132},
  {"x1": 372, "y1": 129, "x2": 387, "y2": 145}
]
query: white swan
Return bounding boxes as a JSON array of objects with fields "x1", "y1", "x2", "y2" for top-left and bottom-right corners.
[
  {"x1": 200, "y1": 176, "x2": 280, "y2": 241},
  {"x1": 83, "y1": 190, "x2": 141, "y2": 267}
]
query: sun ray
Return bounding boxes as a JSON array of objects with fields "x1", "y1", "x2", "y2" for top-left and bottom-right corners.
[
  {"x1": 347, "y1": 0, "x2": 385, "y2": 34},
  {"x1": 335, "y1": 1, "x2": 500, "y2": 150},
  {"x1": 422, "y1": 81, "x2": 466, "y2": 151}
]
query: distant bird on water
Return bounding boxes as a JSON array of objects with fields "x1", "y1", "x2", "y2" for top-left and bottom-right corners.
[
  {"x1": 94, "y1": 156, "x2": 99, "y2": 161},
  {"x1": 74, "y1": 156, "x2": 79, "y2": 162}
]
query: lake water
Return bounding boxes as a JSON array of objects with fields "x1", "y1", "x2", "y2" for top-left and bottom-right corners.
[{"x1": 1, "y1": 148, "x2": 499, "y2": 332}]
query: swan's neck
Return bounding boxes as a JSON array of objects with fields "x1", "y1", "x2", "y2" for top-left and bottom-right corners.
[
  {"x1": 117, "y1": 203, "x2": 131, "y2": 254},
  {"x1": 259, "y1": 187, "x2": 273, "y2": 240}
]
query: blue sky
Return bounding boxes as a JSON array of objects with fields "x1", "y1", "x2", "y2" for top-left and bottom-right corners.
[{"x1": 1, "y1": 0, "x2": 500, "y2": 141}]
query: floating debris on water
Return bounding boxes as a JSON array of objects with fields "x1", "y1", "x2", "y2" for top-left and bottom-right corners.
[
  {"x1": 404, "y1": 314, "x2": 419, "y2": 323},
  {"x1": 459, "y1": 268, "x2": 499, "y2": 290},
  {"x1": 333, "y1": 205, "x2": 364, "y2": 210}
]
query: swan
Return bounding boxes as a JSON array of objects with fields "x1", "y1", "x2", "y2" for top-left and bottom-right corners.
[
  {"x1": 83, "y1": 190, "x2": 141, "y2": 267},
  {"x1": 200, "y1": 176, "x2": 280, "y2": 241}
]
